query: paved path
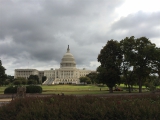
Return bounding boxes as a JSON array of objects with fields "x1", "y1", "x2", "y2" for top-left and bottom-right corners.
[
  {"x1": 0, "y1": 99, "x2": 12, "y2": 102},
  {"x1": 0, "y1": 99, "x2": 11, "y2": 107}
]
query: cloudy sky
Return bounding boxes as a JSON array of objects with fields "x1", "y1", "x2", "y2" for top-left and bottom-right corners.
[{"x1": 0, "y1": 0, "x2": 160, "y2": 76}]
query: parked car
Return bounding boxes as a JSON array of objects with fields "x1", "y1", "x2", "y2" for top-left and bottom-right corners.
[{"x1": 114, "y1": 88, "x2": 123, "y2": 91}]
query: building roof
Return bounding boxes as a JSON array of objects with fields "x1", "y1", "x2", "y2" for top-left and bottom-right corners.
[{"x1": 60, "y1": 45, "x2": 76, "y2": 68}]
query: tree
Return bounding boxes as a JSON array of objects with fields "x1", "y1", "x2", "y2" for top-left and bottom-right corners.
[
  {"x1": 0, "y1": 60, "x2": 7, "y2": 86},
  {"x1": 79, "y1": 76, "x2": 91, "y2": 84},
  {"x1": 86, "y1": 72, "x2": 98, "y2": 84},
  {"x1": 96, "y1": 66, "x2": 107, "y2": 84},
  {"x1": 133, "y1": 37, "x2": 156, "y2": 93},
  {"x1": 145, "y1": 75, "x2": 160, "y2": 91},
  {"x1": 4, "y1": 81, "x2": 10, "y2": 86},
  {"x1": 120, "y1": 36, "x2": 158, "y2": 93},
  {"x1": 120, "y1": 36, "x2": 136, "y2": 93},
  {"x1": 42, "y1": 76, "x2": 47, "y2": 83},
  {"x1": 27, "y1": 80, "x2": 37, "y2": 85},
  {"x1": 13, "y1": 80, "x2": 21, "y2": 85},
  {"x1": 97, "y1": 40, "x2": 122, "y2": 93},
  {"x1": 7, "y1": 75, "x2": 14, "y2": 83},
  {"x1": 21, "y1": 79, "x2": 27, "y2": 85},
  {"x1": 14, "y1": 77, "x2": 27, "y2": 85},
  {"x1": 28, "y1": 75, "x2": 39, "y2": 84},
  {"x1": 152, "y1": 47, "x2": 160, "y2": 78}
]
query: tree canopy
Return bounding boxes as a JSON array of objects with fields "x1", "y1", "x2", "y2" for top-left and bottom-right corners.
[
  {"x1": 97, "y1": 40, "x2": 122, "y2": 93},
  {"x1": 86, "y1": 72, "x2": 98, "y2": 84},
  {"x1": 42, "y1": 76, "x2": 47, "y2": 83},
  {"x1": 97, "y1": 36, "x2": 160, "y2": 93},
  {"x1": 79, "y1": 76, "x2": 91, "y2": 84},
  {"x1": 0, "y1": 60, "x2": 7, "y2": 86},
  {"x1": 28, "y1": 75, "x2": 39, "y2": 84}
]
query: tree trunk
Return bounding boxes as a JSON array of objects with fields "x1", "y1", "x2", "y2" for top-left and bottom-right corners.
[
  {"x1": 131, "y1": 85, "x2": 133, "y2": 91},
  {"x1": 128, "y1": 84, "x2": 131, "y2": 93},
  {"x1": 109, "y1": 87, "x2": 113, "y2": 93},
  {"x1": 139, "y1": 79, "x2": 142, "y2": 93},
  {"x1": 127, "y1": 80, "x2": 131, "y2": 93}
]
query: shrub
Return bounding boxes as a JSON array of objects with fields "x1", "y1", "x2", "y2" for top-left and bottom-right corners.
[
  {"x1": 26, "y1": 85, "x2": 42, "y2": 93},
  {"x1": 1, "y1": 95, "x2": 160, "y2": 120},
  {"x1": 4, "y1": 86, "x2": 42, "y2": 94},
  {"x1": 4, "y1": 86, "x2": 17, "y2": 94}
]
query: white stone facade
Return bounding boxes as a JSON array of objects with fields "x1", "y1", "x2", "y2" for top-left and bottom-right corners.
[
  {"x1": 14, "y1": 69, "x2": 43, "y2": 82},
  {"x1": 14, "y1": 45, "x2": 94, "y2": 84},
  {"x1": 14, "y1": 69, "x2": 39, "y2": 79}
]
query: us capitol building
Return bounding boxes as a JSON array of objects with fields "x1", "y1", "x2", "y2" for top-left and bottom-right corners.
[{"x1": 14, "y1": 45, "x2": 95, "y2": 84}]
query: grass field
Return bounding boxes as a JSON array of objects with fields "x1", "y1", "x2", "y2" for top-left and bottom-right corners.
[
  {"x1": 0, "y1": 84, "x2": 150, "y2": 95},
  {"x1": 41, "y1": 85, "x2": 109, "y2": 95},
  {"x1": 0, "y1": 86, "x2": 7, "y2": 94},
  {"x1": 41, "y1": 84, "x2": 150, "y2": 95}
]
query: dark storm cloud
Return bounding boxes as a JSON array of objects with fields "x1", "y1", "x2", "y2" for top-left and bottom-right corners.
[{"x1": 5, "y1": 0, "x2": 159, "y2": 75}]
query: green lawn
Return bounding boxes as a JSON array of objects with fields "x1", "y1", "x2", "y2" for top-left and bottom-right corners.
[
  {"x1": 42, "y1": 85, "x2": 109, "y2": 95},
  {"x1": 0, "y1": 86, "x2": 7, "y2": 94},
  {"x1": 0, "y1": 84, "x2": 151, "y2": 95},
  {"x1": 41, "y1": 84, "x2": 149, "y2": 95},
  {"x1": 42, "y1": 85, "x2": 108, "y2": 91}
]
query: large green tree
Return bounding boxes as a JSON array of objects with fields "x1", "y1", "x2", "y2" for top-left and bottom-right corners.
[
  {"x1": 14, "y1": 77, "x2": 27, "y2": 85},
  {"x1": 7, "y1": 75, "x2": 14, "y2": 83},
  {"x1": 96, "y1": 66, "x2": 106, "y2": 85},
  {"x1": 97, "y1": 40, "x2": 122, "y2": 93},
  {"x1": 133, "y1": 37, "x2": 156, "y2": 93},
  {"x1": 120, "y1": 36, "x2": 158, "y2": 93},
  {"x1": 79, "y1": 76, "x2": 91, "y2": 84},
  {"x1": 28, "y1": 75, "x2": 39, "y2": 84},
  {"x1": 12, "y1": 77, "x2": 27, "y2": 85},
  {"x1": 42, "y1": 76, "x2": 47, "y2": 83},
  {"x1": 13, "y1": 80, "x2": 21, "y2": 85},
  {"x1": 86, "y1": 72, "x2": 98, "y2": 84},
  {"x1": 120, "y1": 36, "x2": 136, "y2": 93},
  {"x1": 0, "y1": 60, "x2": 7, "y2": 86},
  {"x1": 152, "y1": 47, "x2": 160, "y2": 78}
]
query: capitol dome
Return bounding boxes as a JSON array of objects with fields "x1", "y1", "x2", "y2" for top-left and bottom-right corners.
[{"x1": 60, "y1": 45, "x2": 76, "y2": 68}]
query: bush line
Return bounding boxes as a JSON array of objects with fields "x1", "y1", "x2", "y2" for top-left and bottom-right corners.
[{"x1": 0, "y1": 94, "x2": 160, "y2": 120}]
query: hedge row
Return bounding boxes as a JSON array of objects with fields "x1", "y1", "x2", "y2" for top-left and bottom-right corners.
[
  {"x1": 4, "y1": 86, "x2": 42, "y2": 94},
  {"x1": 4, "y1": 86, "x2": 18, "y2": 94},
  {"x1": 0, "y1": 94, "x2": 160, "y2": 120}
]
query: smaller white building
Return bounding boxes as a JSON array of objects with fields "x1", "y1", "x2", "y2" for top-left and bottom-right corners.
[
  {"x1": 14, "y1": 69, "x2": 43, "y2": 83},
  {"x1": 14, "y1": 69, "x2": 39, "y2": 79}
]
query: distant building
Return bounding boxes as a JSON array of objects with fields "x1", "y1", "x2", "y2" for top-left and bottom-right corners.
[
  {"x1": 14, "y1": 45, "x2": 95, "y2": 84},
  {"x1": 14, "y1": 69, "x2": 39, "y2": 79}
]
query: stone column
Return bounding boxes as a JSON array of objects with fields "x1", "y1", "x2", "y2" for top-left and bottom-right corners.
[
  {"x1": 63, "y1": 71, "x2": 64, "y2": 78},
  {"x1": 70, "y1": 71, "x2": 71, "y2": 78}
]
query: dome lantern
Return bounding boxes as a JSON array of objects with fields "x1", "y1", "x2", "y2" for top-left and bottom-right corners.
[
  {"x1": 60, "y1": 45, "x2": 76, "y2": 68},
  {"x1": 67, "y1": 45, "x2": 70, "y2": 52}
]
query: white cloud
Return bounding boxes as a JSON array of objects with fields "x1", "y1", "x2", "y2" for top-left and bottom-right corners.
[
  {"x1": 116, "y1": 0, "x2": 160, "y2": 18},
  {"x1": 90, "y1": 61, "x2": 100, "y2": 68}
]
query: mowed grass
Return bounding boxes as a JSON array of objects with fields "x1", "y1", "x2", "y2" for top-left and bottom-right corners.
[
  {"x1": 0, "y1": 86, "x2": 7, "y2": 94},
  {"x1": 0, "y1": 84, "x2": 150, "y2": 95},
  {"x1": 41, "y1": 84, "x2": 148, "y2": 95},
  {"x1": 42, "y1": 85, "x2": 109, "y2": 95}
]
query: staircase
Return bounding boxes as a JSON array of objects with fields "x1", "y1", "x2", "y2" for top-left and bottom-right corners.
[{"x1": 43, "y1": 79, "x2": 54, "y2": 85}]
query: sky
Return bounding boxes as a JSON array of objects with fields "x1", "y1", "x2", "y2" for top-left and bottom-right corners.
[{"x1": 0, "y1": 0, "x2": 160, "y2": 76}]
